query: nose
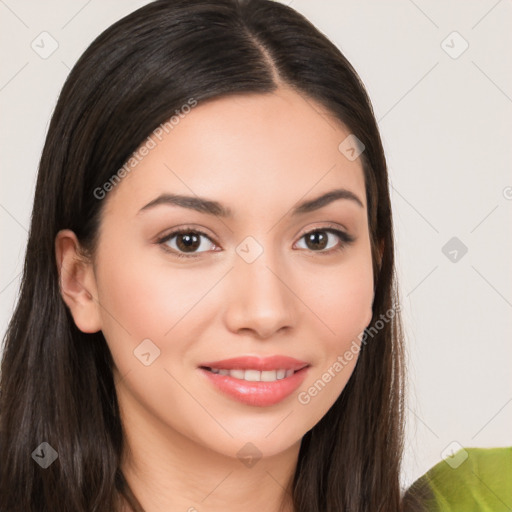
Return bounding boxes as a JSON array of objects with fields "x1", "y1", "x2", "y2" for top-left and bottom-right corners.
[{"x1": 223, "y1": 247, "x2": 297, "y2": 339}]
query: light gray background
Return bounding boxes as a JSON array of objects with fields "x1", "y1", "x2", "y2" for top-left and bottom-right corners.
[{"x1": 1, "y1": 0, "x2": 511, "y2": 490}]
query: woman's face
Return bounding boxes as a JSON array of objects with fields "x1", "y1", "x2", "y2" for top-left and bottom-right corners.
[{"x1": 76, "y1": 86, "x2": 374, "y2": 460}]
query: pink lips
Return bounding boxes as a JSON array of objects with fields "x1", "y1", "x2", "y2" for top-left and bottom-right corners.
[{"x1": 198, "y1": 355, "x2": 310, "y2": 407}]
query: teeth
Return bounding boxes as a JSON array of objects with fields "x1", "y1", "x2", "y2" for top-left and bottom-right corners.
[
  {"x1": 261, "y1": 370, "x2": 277, "y2": 382},
  {"x1": 245, "y1": 369, "x2": 261, "y2": 381},
  {"x1": 207, "y1": 368, "x2": 297, "y2": 382}
]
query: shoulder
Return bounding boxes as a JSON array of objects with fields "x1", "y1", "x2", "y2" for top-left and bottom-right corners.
[{"x1": 402, "y1": 446, "x2": 512, "y2": 511}]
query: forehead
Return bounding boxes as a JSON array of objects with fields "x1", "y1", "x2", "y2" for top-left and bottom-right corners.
[{"x1": 101, "y1": 86, "x2": 367, "y2": 219}]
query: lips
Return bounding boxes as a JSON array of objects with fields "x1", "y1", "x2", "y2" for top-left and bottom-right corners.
[{"x1": 198, "y1": 355, "x2": 310, "y2": 407}]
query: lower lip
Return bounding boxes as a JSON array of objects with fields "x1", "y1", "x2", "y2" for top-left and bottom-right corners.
[{"x1": 199, "y1": 367, "x2": 309, "y2": 407}]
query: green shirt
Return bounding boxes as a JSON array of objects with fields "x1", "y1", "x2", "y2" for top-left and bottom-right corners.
[{"x1": 403, "y1": 446, "x2": 512, "y2": 511}]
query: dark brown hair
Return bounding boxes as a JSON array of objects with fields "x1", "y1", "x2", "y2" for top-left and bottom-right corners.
[{"x1": 0, "y1": 0, "x2": 411, "y2": 510}]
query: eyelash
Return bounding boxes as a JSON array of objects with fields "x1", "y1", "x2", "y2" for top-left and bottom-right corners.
[{"x1": 156, "y1": 224, "x2": 355, "y2": 260}]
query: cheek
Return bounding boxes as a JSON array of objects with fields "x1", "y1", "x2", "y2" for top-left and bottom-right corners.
[
  {"x1": 93, "y1": 245, "x2": 207, "y2": 365},
  {"x1": 295, "y1": 254, "x2": 373, "y2": 426},
  {"x1": 306, "y1": 253, "x2": 374, "y2": 348}
]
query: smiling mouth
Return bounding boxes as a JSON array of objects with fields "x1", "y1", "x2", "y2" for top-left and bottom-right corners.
[
  {"x1": 200, "y1": 367, "x2": 304, "y2": 382},
  {"x1": 198, "y1": 360, "x2": 310, "y2": 406}
]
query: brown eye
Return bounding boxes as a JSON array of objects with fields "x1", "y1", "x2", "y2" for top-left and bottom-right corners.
[
  {"x1": 175, "y1": 232, "x2": 201, "y2": 252},
  {"x1": 157, "y1": 228, "x2": 217, "y2": 258},
  {"x1": 304, "y1": 231, "x2": 329, "y2": 251},
  {"x1": 296, "y1": 228, "x2": 354, "y2": 254}
]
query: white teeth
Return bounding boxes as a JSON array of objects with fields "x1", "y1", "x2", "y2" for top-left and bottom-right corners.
[
  {"x1": 207, "y1": 367, "x2": 297, "y2": 382},
  {"x1": 244, "y1": 369, "x2": 261, "y2": 381},
  {"x1": 229, "y1": 369, "x2": 245, "y2": 379},
  {"x1": 261, "y1": 370, "x2": 276, "y2": 382}
]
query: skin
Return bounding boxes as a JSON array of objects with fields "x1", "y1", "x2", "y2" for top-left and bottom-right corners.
[{"x1": 55, "y1": 85, "x2": 377, "y2": 512}]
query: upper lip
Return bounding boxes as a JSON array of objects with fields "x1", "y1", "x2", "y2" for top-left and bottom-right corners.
[{"x1": 199, "y1": 355, "x2": 309, "y2": 372}]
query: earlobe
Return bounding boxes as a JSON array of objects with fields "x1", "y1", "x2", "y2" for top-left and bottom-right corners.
[{"x1": 55, "y1": 229, "x2": 102, "y2": 333}]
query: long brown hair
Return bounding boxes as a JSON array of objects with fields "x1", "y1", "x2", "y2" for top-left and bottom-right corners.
[{"x1": 0, "y1": 0, "x2": 410, "y2": 510}]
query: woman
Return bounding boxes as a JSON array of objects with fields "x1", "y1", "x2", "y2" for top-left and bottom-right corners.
[{"x1": 0, "y1": 0, "x2": 418, "y2": 510}]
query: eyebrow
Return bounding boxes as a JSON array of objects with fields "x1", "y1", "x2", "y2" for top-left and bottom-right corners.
[{"x1": 137, "y1": 188, "x2": 364, "y2": 218}]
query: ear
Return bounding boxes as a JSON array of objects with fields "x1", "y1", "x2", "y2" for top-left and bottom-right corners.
[{"x1": 55, "y1": 229, "x2": 102, "y2": 333}]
